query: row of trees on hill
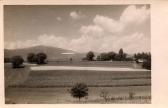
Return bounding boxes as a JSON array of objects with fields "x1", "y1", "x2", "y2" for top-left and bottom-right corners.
[
  {"x1": 134, "y1": 52, "x2": 151, "y2": 61},
  {"x1": 5, "y1": 52, "x2": 47, "y2": 68},
  {"x1": 97, "y1": 48, "x2": 129, "y2": 61},
  {"x1": 84, "y1": 48, "x2": 151, "y2": 70},
  {"x1": 85, "y1": 48, "x2": 130, "y2": 61}
]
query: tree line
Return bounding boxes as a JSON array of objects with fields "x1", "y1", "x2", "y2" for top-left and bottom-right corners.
[
  {"x1": 4, "y1": 48, "x2": 151, "y2": 70},
  {"x1": 84, "y1": 48, "x2": 130, "y2": 61},
  {"x1": 5, "y1": 52, "x2": 47, "y2": 68},
  {"x1": 84, "y1": 48, "x2": 151, "y2": 70}
]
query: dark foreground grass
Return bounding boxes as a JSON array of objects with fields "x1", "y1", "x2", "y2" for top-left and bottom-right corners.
[{"x1": 5, "y1": 86, "x2": 151, "y2": 104}]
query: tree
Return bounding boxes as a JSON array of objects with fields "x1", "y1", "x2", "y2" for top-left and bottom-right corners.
[
  {"x1": 11, "y1": 55, "x2": 24, "y2": 68},
  {"x1": 114, "y1": 54, "x2": 121, "y2": 61},
  {"x1": 142, "y1": 60, "x2": 151, "y2": 70},
  {"x1": 86, "y1": 51, "x2": 95, "y2": 61},
  {"x1": 70, "y1": 83, "x2": 89, "y2": 101},
  {"x1": 36, "y1": 52, "x2": 47, "y2": 64},
  {"x1": 142, "y1": 53, "x2": 151, "y2": 70},
  {"x1": 27, "y1": 53, "x2": 37, "y2": 63},
  {"x1": 96, "y1": 55, "x2": 101, "y2": 61},
  {"x1": 119, "y1": 48, "x2": 124, "y2": 56},
  {"x1": 118, "y1": 48, "x2": 126, "y2": 61},
  {"x1": 134, "y1": 52, "x2": 151, "y2": 70},
  {"x1": 99, "y1": 53, "x2": 110, "y2": 61},
  {"x1": 107, "y1": 51, "x2": 116, "y2": 60}
]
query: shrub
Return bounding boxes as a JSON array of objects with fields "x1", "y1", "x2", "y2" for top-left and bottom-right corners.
[
  {"x1": 142, "y1": 60, "x2": 151, "y2": 70},
  {"x1": 129, "y1": 91, "x2": 135, "y2": 99},
  {"x1": 100, "y1": 89, "x2": 110, "y2": 102},
  {"x1": 70, "y1": 83, "x2": 89, "y2": 101},
  {"x1": 11, "y1": 56, "x2": 24, "y2": 68}
]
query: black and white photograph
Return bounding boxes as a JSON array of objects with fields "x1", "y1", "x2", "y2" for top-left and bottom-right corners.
[{"x1": 4, "y1": 4, "x2": 152, "y2": 104}]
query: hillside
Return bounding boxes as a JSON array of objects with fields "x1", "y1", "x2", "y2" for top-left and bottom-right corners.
[{"x1": 4, "y1": 45, "x2": 85, "y2": 61}]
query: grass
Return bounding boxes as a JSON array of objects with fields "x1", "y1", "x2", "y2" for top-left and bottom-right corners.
[
  {"x1": 47, "y1": 61, "x2": 141, "y2": 68},
  {"x1": 4, "y1": 61, "x2": 151, "y2": 104},
  {"x1": 5, "y1": 86, "x2": 151, "y2": 104},
  {"x1": 11, "y1": 69, "x2": 150, "y2": 88}
]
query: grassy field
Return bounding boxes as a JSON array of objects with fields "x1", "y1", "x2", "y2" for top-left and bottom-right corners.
[
  {"x1": 5, "y1": 61, "x2": 151, "y2": 104},
  {"x1": 12, "y1": 70, "x2": 151, "y2": 88},
  {"x1": 5, "y1": 86, "x2": 151, "y2": 104},
  {"x1": 46, "y1": 61, "x2": 142, "y2": 68}
]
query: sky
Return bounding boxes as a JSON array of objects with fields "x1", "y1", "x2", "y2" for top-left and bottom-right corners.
[{"x1": 4, "y1": 5, "x2": 150, "y2": 53}]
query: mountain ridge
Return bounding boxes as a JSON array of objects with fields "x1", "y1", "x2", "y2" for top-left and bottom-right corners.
[{"x1": 4, "y1": 45, "x2": 84, "y2": 61}]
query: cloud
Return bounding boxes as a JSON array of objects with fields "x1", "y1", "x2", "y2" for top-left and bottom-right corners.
[
  {"x1": 71, "y1": 5, "x2": 150, "y2": 53},
  {"x1": 5, "y1": 32, "x2": 150, "y2": 53},
  {"x1": 93, "y1": 15, "x2": 124, "y2": 33},
  {"x1": 120, "y1": 5, "x2": 150, "y2": 25},
  {"x1": 70, "y1": 11, "x2": 84, "y2": 20},
  {"x1": 5, "y1": 5, "x2": 150, "y2": 53},
  {"x1": 93, "y1": 5, "x2": 150, "y2": 34},
  {"x1": 56, "y1": 17, "x2": 62, "y2": 21},
  {"x1": 69, "y1": 32, "x2": 150, "y2": 53},
  {"x1": 5, "y1": 34, "x2": 69, "y2": 50},
  {"x1": 79, "y1": 25, "x2": 104, "y2": 37}
]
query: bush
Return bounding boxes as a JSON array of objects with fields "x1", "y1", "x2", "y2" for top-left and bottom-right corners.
[
  {"x1": 11, "y1": 56, "x2": 24, "y2": 68},
  {"x1": 100, "y1": 89, "x2": 110, "y2": 102},
  {"x1": 70, "y1": 83, "x2": 89, "y2": 101},
  {"x1": 142, "y1": 60, "x2": 151, "y2": 70},
  {"x1": 129, "y1": 91, "x2": 135, "y2": 99}
]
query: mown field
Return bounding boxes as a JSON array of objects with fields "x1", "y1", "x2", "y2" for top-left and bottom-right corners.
[
  {"x1": 46, "y1": 61, "x2": 141, "y2": 68},
  {"x1": 5, "y1": 61, "x2": 151, "y2": 104},
  {"x1": 13, "y1": 70, "x2": 151, "y2": 87}
]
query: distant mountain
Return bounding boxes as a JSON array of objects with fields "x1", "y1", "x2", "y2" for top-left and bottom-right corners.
[{"x1": 4, "y1": 45, "x2": 85, "y2": 61}]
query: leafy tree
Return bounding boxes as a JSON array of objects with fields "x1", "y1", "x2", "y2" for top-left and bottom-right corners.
[
  {"x1": 36, "y1": 52, "x2": 47, "y2": 64},
  {"x1": 96, "y1": 52, "x2": 116, "y2": 61},
  {"x1": 11, "y1": 55, "x2": 24, "y2": 68},
  {"x1": 86, "y1": 51, "x2": 95, "y2": 61},
  {"x1": 142, "y1": 54, "x2": 151, "y2": 70},
  {"x1": 134, "y1": 52, "x2": 151, "y2": 70},
  {"x1": 118, "y1": 48, "x2": 126, "y2": 61},
  {"x1": 96, "y1": 55, "x2": 101, "y2": 61},
  {"x1": 119, "y1": 48, "x2": 124, "y2": 56},
  {"x1": 114, "y1": 54, "x2": 121, "y2": 61},
  {"x1": 107, "y1": 51, "x2": 116, "y2": 60},
  {"x1": 142, "y1": 60, "x2": 151, "y2": 70},
  {"x1": 99, "y1": 53, "x2": 110, "y2": 61},
  {"x1": 70, "y1": 83, "x2": 89, "y2": 101},
  {"x1": 27, "y1": 53, "x2": 37, "y2": 63}
]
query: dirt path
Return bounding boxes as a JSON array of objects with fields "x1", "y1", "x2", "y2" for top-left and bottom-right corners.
[{"x1": 31, "y1": 66, "x2": 150, "y2": 71}]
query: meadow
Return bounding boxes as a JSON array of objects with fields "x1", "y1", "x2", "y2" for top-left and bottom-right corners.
[{"x1": 5, "y1": 61, "x2": 151, "y2": 104}]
